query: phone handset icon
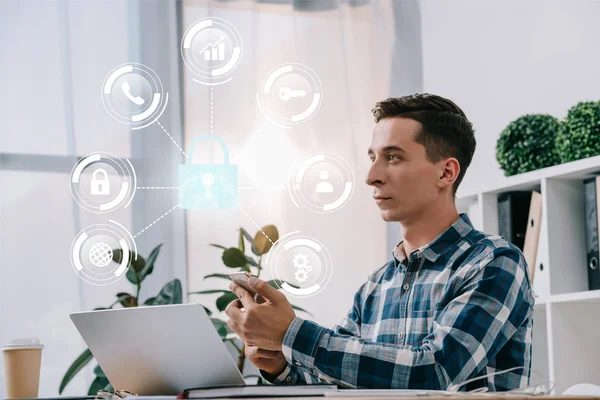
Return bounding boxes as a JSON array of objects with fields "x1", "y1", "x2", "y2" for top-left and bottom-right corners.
[{"x1": 121, "y1": 82, "x2": 145, "y2": 106}]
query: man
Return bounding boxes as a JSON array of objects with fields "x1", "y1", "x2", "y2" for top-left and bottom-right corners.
[{"x1": 226, "y1": 93, "x2": 534, "y2": 391}]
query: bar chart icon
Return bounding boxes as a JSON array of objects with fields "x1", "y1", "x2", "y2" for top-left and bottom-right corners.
[{"x1": 202, "y1": 36, "x2": 226, "y2": 61}]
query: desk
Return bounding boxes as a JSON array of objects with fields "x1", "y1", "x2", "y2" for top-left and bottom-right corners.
[{"x1": 29, "y1": 396, "x2": 600, "y2": 400}]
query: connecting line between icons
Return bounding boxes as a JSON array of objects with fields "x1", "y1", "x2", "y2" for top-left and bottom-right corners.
[
  {"x1": 156, "y1": 120, "x2": 187, "y2": 159},
  {"x1": 133, "y1": 204, "x2": 179, "y2": 239},
  {"x1": 136, "y1": 187, "x2": 179, "y2": 190},
  {"x1": 238, "y1": 205, "x2": 275, "y2": 245},
  {"x1": 239, "y1": 187, "x2": 286, "y2": 191}
]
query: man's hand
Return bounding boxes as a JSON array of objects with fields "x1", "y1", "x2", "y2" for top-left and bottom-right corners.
[
  {"x1": 245, "y1": 345, "x2": 287, "y2": 378},
  {"x1": 225, "y1": 277, "x2": 296, "y2": 351}
]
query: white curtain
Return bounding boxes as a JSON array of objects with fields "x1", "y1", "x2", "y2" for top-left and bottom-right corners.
[{"x1": 182, "y1": 0, "x2": 412, "y2": 331}]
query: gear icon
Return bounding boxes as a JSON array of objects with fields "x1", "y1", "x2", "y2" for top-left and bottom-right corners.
[
  {"x1": 292, "y1": 253, "x2": 310, "y2": 270},
  {"x1": 294, "y1": 269, "x2": 308, "y2": 283}
]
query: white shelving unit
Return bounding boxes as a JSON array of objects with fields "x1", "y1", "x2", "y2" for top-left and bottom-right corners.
[{"x1": 456, "y1": 155, "x2": 600, "y2": 394}]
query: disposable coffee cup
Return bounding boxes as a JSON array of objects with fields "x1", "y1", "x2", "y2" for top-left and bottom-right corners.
[{"x1": 3, "y1": 338, "x2": 44, "y2": 399}]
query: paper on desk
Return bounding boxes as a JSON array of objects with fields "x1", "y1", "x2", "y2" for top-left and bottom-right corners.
[{"x1": 326, "y1": 389, "x2": 451, "y2": 397}]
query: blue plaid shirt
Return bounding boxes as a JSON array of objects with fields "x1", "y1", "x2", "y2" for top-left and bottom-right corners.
[{"x1": 264, "y1": 214, "x2": 534, "y2": 391}]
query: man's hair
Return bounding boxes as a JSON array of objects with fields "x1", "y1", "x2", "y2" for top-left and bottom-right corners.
[{"x1": 372, "y1": 93, "x2": 476, "y2": 196}]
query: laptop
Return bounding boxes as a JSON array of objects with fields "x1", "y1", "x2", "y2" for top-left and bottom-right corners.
[{"x1": 70, "y1": 303, "x2": 246, "y2": 395}]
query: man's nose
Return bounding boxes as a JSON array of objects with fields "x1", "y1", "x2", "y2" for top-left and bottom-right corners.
[{"x1": 365, "y1": 161, "x2": 384, "y2": 186}]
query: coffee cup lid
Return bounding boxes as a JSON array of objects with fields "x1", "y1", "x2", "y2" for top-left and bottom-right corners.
[{"x1": 2, "y1": 338, "x2": 44, "y2": 351}]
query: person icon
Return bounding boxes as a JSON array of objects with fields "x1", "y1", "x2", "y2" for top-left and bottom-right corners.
[{"x1": 315, "y1": 169, "x2": 334, "y2": 194}]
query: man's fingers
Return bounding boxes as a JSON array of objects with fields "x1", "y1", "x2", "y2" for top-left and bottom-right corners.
[
  {"x1": 225, "y1": 299, "x2": 244, "y2": 322},
  {"x1": 248, "y1": 277, "x2": 284, "y2": 304},
  {"x1": 230, "y1": 282, "x2": 257, "y2": 309}
]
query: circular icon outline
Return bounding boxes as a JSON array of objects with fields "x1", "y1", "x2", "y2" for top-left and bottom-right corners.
[
  {"x1": 70, "y1": 220, "x2": 137, "y2": 286},
  {"x1": 267, "y1": 231, "x2": 333, "y2": 298},
  {"x1": 69, "y1": 152, "x2": 137, "y2": 214},
  {"x1": 288, "y1": 152, "x2": 355, "y2": 214},
  {"x1": 181, "y1": 17, "x2": 244, "y2": 86},
  {"x1": 101, "y1": 62, "x2": 169, "y2": 130},
  {"x1": 256, "y1": 63, "x2": 323, "y2": 128}
]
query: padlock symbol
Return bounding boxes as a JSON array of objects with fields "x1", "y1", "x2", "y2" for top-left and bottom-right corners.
[
  {"x1": 179, "y1": 135, "x2": 238, "y2": 209},
  {"x1": 90, "y1": 168, "x2": 111, "y2": 196}
]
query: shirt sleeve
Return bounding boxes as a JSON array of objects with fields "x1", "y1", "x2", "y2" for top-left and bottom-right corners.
[
  {"x1": 260, "y1": 285, "x2": 365, "y2": 385},
  {"x1": 279, "y1": 247, "x2": 534, "y2": 389}
]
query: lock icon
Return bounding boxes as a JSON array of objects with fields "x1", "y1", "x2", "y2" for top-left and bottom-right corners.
[
  {"x1": 90, "y1": 168, "x2": 111, "y2": 196},
  {"x1": 179, "y1": 135, "x2": 238, "y2": 209}
]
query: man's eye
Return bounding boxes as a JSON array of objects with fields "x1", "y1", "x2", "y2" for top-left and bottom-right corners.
[{"x1": 388, "y1": 154, "x2": 402, "y2": 161}]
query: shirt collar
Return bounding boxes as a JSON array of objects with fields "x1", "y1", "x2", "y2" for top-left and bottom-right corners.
[{"x1": 392, "y1": 213, "x2": 474, "y2": 265}]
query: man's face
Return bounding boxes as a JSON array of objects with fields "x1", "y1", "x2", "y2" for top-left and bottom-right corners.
[{"x1": 366, "y1": 117, "x2": 444, "y2": 222}]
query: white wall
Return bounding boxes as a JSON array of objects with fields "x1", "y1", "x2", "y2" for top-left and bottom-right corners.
[{"x1": 420, "y1": 0, "x2": 600, "y2": 198}]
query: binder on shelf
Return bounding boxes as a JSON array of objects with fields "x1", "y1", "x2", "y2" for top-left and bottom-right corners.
[
  {"x1": 523, "y1": 191, "x2": 542, "y2": 285},
  {"x1": 584, "y1": 176, "x2": 600, "y2": 290},
  {"x1": 497, "y1": 191, "x2": 533, "y2": 251}
]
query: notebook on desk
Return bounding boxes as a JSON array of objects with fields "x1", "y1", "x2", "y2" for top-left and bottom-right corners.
[{"x1": 180, "y1": 384, "x2": 338, "y2": 398}]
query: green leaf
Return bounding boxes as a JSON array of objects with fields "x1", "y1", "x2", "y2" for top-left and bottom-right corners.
[
  {"x1": 59, "y1": 348, "x2": 93, "y2": 394},
  {"x1": 203, "y1": 273, "x2": 232, "y2": 281},
  {"x1": 216, "y1": 291, "x2": 237, "y2": 311},
  {"x1": 87, "y1": 375, "x2": 111, "y2": 396},
  {"x1": 93, "y1": 364, "x2": 106, "y2": 378},
  {"x1": 126, "y1": 262, "x2": 140, "y2": 286},
  {"x1": 211, "y1": 318, "x2": 232, "y2": 338},
  {"x1": 152, "y1": 279, "x2": 182, "y2": 305},
  {"x1": 246, "y1": 256, "x2": 258, "y2": 267},
  {"x1": 188, "y1": 289, "x2": 231, "y2": 295},
  {"x1": 144, "y1": 297, "x2": 157, "y2": 305},
  {"x1": 222, "y1": 248, "x2": 248, "y2": 268},
  {"x1": 113, "y1": 249, "x2": 146, "y2": 285},
  {"x1": 238, "y1": 230, "x2": 245, "y2": 253},
  {"x1": 203, "y1": 306, "x2": 213, "y2": 316},
  {"x1": 292, "y1": 304, "x2": 313, "y2": 317},
  {"x1": 209, "y1": 244, "x2": 227, "y2": 250},
  {"x1": 139, "y1": 243, "x2": 162, "y2": 282},
  {"x1": 116, "y1": 292, "x2": 137, "y2": 307},
  {"x1": 266, "y1": 279, "x2": 284, "y2": 289},
  {"x1": 241, "y1": 228, "x2": 260, "y2": 255}
]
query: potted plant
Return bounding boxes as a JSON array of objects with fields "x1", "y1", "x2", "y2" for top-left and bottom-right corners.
[
  {"x1": 189, "y1": 224, "x2": 310, "y2": 376},
  {"x1": 496, "y1": 114, "x2": 561, "y2": 176},
  {"x1": 555, "y1": 100, "x2": 600, "y2": 163}
]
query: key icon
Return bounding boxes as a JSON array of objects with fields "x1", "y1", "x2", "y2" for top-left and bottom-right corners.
[{"x1": 278, "y1": 87, "x2": 307, "y2": 101}]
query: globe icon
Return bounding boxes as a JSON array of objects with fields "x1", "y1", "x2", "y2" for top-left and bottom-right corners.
[{"x1": 88, "y1": 243, "x2": 114, "y2": 267}]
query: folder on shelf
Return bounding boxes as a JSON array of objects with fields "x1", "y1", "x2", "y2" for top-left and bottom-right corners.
[
  {"x1": 584, "y1": 176, "x2": 600, "y2": 290},
  {"x1": 497, "y1": 191, "x2": 532, "y2": 251},
  {"x1": 523, "y1": 191, "x2": 542, "y2": 285}
]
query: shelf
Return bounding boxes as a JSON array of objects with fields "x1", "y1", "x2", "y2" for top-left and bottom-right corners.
[
  {"x1": 550, "y1": 289, "x2": 600, "y2": 304},
  {"x1": 457, "y1": 155, "x2": 600, "y2": 198}
]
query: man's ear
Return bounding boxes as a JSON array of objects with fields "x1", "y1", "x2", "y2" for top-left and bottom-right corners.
[{"x1": 437, "y1": 157, "x2": 460, "y2": 189}]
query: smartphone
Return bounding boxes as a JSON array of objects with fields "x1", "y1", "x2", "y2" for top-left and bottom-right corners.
[{"x1": 229, "y1": 272, "x2": 265, "y2": 304}]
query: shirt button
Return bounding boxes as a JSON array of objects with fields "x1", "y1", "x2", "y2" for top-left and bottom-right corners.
[
  {"x1": 295, "y1": 361, "x2": 302, "y2": 367},
  {"x1": 403, "y1": 283, "x2": 410, "y2": 291},
  {"x1": 398, "y1": 332, "x2": 404, "y2": 339},
  {"x1": 285, "y1": 376, "x2": 292, "y2": 382}
]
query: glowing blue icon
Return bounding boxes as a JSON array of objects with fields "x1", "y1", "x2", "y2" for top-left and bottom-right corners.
[{"x1": 179, "y1": 135, "x2": 238, "y2": 209}]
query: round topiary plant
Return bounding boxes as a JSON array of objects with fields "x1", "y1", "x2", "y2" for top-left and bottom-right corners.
[
  {"x1": 555, "y1": 100, "x2": 600, "y2": 163},
  {"x1": 495, "y1": 114, "x2": 561, "y2": 176}
]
